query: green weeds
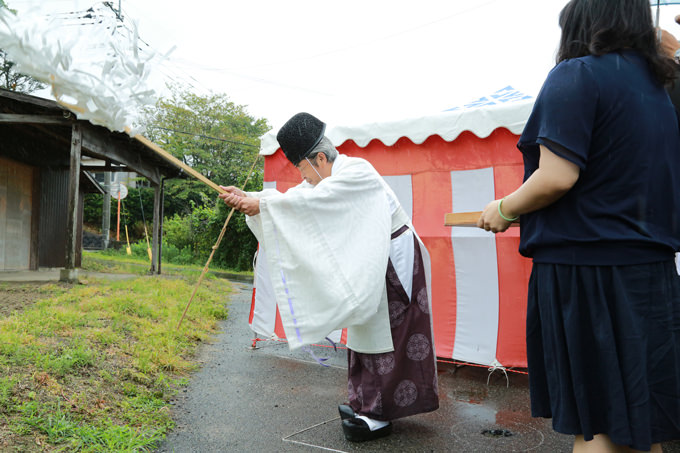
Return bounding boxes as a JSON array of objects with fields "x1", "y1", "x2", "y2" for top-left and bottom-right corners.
[
  {"x1": 17, "y1": 401, "x2": 164, "y2": 451},
  {"x1": 82, "y1": 250, "x2": 253, "y2": 281},
  {"x1": 0, "y1": 262, "x2": 232, "y2": 451},
  {"x1": 0, "y1": 375, "x2": 17, "y2": 412}
]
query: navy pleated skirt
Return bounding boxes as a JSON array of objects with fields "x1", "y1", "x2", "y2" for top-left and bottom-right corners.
[{"x1": 526, "y1": 260, "x2": 680, "y2": 451}]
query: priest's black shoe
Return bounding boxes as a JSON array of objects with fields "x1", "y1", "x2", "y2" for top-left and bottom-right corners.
[
  {"x1": 338, "y1": 404, "x2": 355, "y2": 420},
  {"x1": 342, "y1": 417, "x2": 392, "y2": 442}
]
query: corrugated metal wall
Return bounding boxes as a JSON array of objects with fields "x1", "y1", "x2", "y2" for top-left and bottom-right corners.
[
  {"x1": 38, "y1": 168, "x2": 68, "y2": 268},
  {"x1": 0, "y1": 157, "x2": 34, "y2": 270}
]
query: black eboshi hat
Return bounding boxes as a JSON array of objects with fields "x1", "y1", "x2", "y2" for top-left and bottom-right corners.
[{"x1": 276, "y1": 112, "x2": 326, "y2": 166}]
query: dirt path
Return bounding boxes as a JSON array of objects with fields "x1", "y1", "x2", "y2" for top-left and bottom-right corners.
[{"x1": 0, "y1": 282, "x2": 72, "y2": 316}]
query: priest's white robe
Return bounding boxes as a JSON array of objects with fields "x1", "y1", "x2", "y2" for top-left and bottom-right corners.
[{"x1": 245, "y1": 154, "x2": 428, "y2": 353}]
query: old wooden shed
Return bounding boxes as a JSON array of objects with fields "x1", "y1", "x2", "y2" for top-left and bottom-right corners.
[{"x1": 0, "y1": 88, "x2": 184, "y2": 280}]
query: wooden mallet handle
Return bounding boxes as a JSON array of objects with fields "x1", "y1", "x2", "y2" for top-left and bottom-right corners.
[
  {"x1": 444, "y1": 212, "x2": 482, "y2": 226},
  {"x1": 444, "y1": 211, "x2": 520, "y2": 227}
]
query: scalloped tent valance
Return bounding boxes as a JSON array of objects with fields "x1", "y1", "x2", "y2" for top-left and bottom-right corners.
[{"x1": 259, "y1": 94, "x2": 534, "y2": 156}]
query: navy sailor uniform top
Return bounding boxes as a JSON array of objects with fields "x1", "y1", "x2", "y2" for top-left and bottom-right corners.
[{"x1": 517, "y1": 50, "x2": 680, "y2": 265}]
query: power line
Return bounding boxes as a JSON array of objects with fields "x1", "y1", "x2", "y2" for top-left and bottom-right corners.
[
  {"x1": 117, "y1": 2, "x2": 212, "y2": 93},
  {"x1": 36, "y1": 2, "x2": 208, "y2": 93},
  {"x1": 102, "y1": 1, "x2": 122, "y2": 21},
  {"x1": 146, "y1": 125, "x2": 260, "y2": 149},
  {"x1": 216, "y1": 0, "x2": 501, "y2": 72}
]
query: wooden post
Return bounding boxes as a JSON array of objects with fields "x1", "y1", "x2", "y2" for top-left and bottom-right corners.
[
  {"x1": 102, "y1": 172, "x2": 111, "y2": 248},
  {"x1": 116, "y1": 191, "x2": 121, "y2": 241},
  {"x1": 151, "y1": 179, "x2": 163, "y2": 275},
  {"x1": 158, "y1": 178, "x2": 164, "y2": 274},
  {"x1": 29, "y1": 167, "x2": 40, "y2": 270},
  {"x1": 60, "y1": 124, "x2": 81, "y2": 283}
]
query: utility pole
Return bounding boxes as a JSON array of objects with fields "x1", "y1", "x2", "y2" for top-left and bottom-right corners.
[{"x1": 103, "y1": 1, "x2": 123, "y2": 21}]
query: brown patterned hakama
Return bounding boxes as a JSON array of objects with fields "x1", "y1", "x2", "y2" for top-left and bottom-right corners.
[{"x1": 347, "y1": 232, "x2": 439, "y2": 421}]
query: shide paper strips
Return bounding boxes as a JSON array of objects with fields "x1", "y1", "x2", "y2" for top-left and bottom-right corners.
[{"x1": 0, "y1": 5, "x2": 173, "y2": 135}]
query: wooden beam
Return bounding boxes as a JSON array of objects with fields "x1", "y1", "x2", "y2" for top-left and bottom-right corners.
[
  {"x1": 81, "y1": 125, "x2": 162, "y2": 185},
  {"x1": 0, "y1": 113, "x2": 72, "y2": 125},
  {"x1": 0, "y1": 88, "x2": 67, "y2": 110},
  {"x1": 444, "y1": 211, "x2": 519, "y2": 227},
  {"x1": 0, "y1": 108, "x2": 72, "y2": 149},
  {"x1": 80, "y1": 166, "x2": 130, "y2": 173},
  {"x1": 64, "y1": 124, "x2": 82, "y2": 273}
]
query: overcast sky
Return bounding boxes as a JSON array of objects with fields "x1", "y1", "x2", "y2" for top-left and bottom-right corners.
[{"x1": 7, "y1": 0, "x2": 680, "y2": 130}]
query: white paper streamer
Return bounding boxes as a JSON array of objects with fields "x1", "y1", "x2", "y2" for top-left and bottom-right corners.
[{"x1": 0, "y1": 5, "x2": 172, "y2": 135}]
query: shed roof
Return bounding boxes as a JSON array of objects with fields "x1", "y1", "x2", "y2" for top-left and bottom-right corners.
[{"x1": 0, "y1": 88, "x2": 185, "y2": 185}]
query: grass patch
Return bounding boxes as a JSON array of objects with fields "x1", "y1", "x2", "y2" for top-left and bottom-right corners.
[
  {"x1": 82, "y1": 250, "x2": 253, "y2": 280},
  {"x1": 18, "y1": 401, "x2": 164, "y2": 451},
  {"x1": 0, "y1": 265, "x2": 232, "y2": 451},
  {"x1": 80, "y1": 255, "x2": 149, "y2": 276}
]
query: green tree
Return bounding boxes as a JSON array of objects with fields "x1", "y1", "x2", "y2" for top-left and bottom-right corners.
[
  {"x1": 85, "y1": 86, "x2": 270, "y2": 270},
  {"x1": 141, "y1": 85, "x2": 270, "y2": 270},
  {"x1": 145, "y1": 85, "x2": 268, "y2": 216},
  {"x1": 0, "y1": 51, "x2": 46, "y2": 93},
  {"x1": 0, "y1": 1, "x2": 47, "y2": 93}
]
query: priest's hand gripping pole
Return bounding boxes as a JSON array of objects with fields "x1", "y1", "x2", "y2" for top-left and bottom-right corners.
[{"x1": 176, "y1": 152, "x2": 262, "y2": 330}]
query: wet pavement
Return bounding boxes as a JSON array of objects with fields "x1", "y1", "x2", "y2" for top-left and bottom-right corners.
[
  {"x1": 3, "y1": 271, "x2": 678, "y2": 452},
  {"x1": 155, "y1": 281, "x2": 575, "y2": 453}
]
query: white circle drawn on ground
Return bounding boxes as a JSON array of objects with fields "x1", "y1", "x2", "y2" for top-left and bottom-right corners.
[{"x1": 449, "y1": 419, "x2": 545, "y2": 452}]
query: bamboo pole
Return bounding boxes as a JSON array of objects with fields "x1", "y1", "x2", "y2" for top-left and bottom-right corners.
[
  {"x1": 177, "y1": 153, "x2": 262, "y2": 330},
  {"x1": 125, "y1": 128, "x2": 227, "y2": 194}
]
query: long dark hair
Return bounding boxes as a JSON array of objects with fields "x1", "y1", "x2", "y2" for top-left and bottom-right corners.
[{"x1": 557, "y1": 0, "x2": 676, "y2": 85}]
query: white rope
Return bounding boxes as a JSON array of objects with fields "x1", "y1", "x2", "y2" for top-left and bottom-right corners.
[
  {"x1": 282, "y1": 417, "x2": 350, "y2": 452},
  {"x1": 486, "y1": 359, "x2": 509, "y2": 388}
]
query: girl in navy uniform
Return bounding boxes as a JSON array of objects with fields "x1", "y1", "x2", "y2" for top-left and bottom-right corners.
[{"x1": 478, "y1": 0, "x2": 680, "y2": 451}]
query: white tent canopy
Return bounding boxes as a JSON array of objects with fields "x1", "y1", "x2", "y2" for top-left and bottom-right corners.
[{"x1": 259, "y1": 87, "x2": 534, "y2": 155}]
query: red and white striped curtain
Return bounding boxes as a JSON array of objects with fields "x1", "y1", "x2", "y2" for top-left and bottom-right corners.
[{"x1": 250, "y1": 128, "x2": 532, "y2": 368}]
